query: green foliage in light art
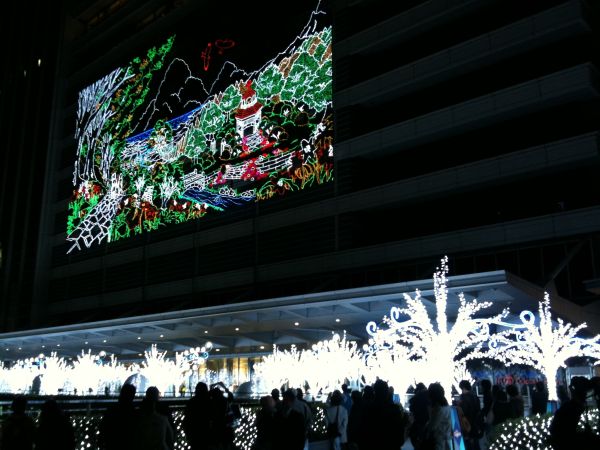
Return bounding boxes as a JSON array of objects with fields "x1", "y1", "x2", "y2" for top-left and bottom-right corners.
[{"x1": 69, "y1": 20, "x2": 333, "y2": 253}]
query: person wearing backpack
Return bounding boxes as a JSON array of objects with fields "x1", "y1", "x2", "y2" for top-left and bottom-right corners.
[{"x1": 326, "y1": 390, "x2": 348, "y2": 450}]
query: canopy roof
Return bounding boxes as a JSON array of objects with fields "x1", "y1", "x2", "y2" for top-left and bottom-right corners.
[{"x1": 1, "y1": 270, "x2": 594, "y2": 360}]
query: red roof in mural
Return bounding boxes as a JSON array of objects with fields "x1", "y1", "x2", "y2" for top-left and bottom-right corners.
[{"x1": 235, "y1": 102, "x2": 263, "y2": 119}]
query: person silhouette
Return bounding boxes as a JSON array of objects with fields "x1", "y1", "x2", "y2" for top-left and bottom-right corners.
[
  {"x1": 550, "y1": 376, "x2": 600, "y2": 449},
  {"x1": 134, "y1": 387, "x2": 174, "y2": 450},
  {"x1": 183, "y1": 382, "x2": 211, "y2": 450},
  {"x1": 99, "y1": 383, "x2": 138, "y2": 450},
  {"x1": 530, "y1": 381, "x2": 548, "y2": 415},
  {"x1": 34, "y1": 399, "x2": 75, "y2": 450},
  {"x1": 0, "y1": 395, "x2": 35, "y2": 450}
]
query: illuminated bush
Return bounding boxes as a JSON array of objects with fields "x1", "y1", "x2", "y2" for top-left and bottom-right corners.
[{"x1": 488, "y1": 409, "x2": 599, "y2": 450}]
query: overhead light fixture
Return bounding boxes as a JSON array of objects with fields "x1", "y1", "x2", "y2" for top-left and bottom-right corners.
[
  {"x1": 84, "y1": 341, "x2": 88, "y2": 345},
  {"x1": 260, "y1": 345, "x2": 265, "y2": 350},
  {"x1": 41, "y1": 345, "x2": 45, "y2": 348},
  {"x1": 18, "y1": 347, "x2": 22, "y2": 350},
  {"x1": 137, "y1": 336, "x2": 141, "y2": 340},
  {"x1": 294, "y1": 322, "x2": 299, "y2": 326},
  {"x1": 204, "y1": 330, "x2": 208, "y2": 334},
  {"x1": 103, "y1": 339, "x2": 107, "y2": 343},
  {"x1": 216, "y1": 348, "x2": 220, "y2": 352},
  {"x1": 235, "y1": 328, "x2": 239, "y2": 331},
  {"x1": 159, "y1": 334, "x2": 164, "y2": 338},
  {"x1": 335, "y1": 318, "x2": 340, "y2": 323},
  {"x1": 57, "y1": 344, "x2": 61, "y2": 347}
]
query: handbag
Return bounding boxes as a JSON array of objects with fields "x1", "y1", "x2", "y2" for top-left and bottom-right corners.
[{"x1": 326, "y1": 406, "x2": 341, "y2": 439}]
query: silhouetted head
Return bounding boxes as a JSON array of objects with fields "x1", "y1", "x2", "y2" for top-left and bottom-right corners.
[
  {"x1": 491, "y1": 384, "x2": 502, "y2": 399},
  {"x1": 282, "y1": 388, "x2": 297, "y2": 406},
  {"x1": 415, "y1": 383, "x2": 427, "y2": 393},
  {"x1": 195, "y1": 382, "x2": 208, "y2": 397},
  {"x1": 119, "y1": 383, "x2": 136, "y2": 403},
  {"x1": 11, "y1": 395, "x2": 27, "y2": 414},
  {"x1": 569, "y1": 376, "x2": 591, "y2": 402},
  {"x1": 363, "y1": 385, "x2": 375, "y2": 402},
  {"x1": 330, "y1": 390, "x2": 343, "y2": 406},
  {"x1": 373, "y1": 379, "x2": 389, "y2": 400},
  {"x1": 260, "y1": 395, "x2": 275, "y2": 411},
  {"x1": 351, "y1": 390, "x2": 362, "y2": 404},
  {"x1": 145, "y1": 386, "x2": 160, "y2": 402},
  {"x1": 271, "y1": 388, "x2": 280, "y2": 401},
  {"x1": 428, "y1": 383, "x2": 448, "y2": 407},
  {"x1": 459, "y1": 380, "x2": 472, "y2": 392},
  {"x1": 506, "y1": 384, "x2": 519, "y2": 398},
  {"x1": 341, "y1": 383, "x2": 349, "y2": 394},
  {"x1": 296, "y1": 388, "x2": 304, "y2": 400}
]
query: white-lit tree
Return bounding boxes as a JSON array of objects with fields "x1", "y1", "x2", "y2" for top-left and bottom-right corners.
[
  {"x1": 69, "y1": 350, "x2": 103, "y2": 395},
  {"x1": 39, "y1": 352, "x2": 69, "y2": 395},
  {"x1": 74, "y1": 67, "x2": 131, "y2": 184},
  {"x1": 486, "y1": 293, "x2": 600, "y2": 402},
  {"x1": 159, "y1": 176, "x2": 179, "y2": 209},
  {"x1": 366, "y1": 256, "x2": 505, "y2": 401},
  {"x1": 99, "y1": 354, "x2": 131, "y2": 395},
  {"x1": 140, "y1": 345, "x2": 187, "y2": 395},
  {"x1": 253, "y1": 345, "x2": 305, "y2": 393},
  {"x1": 302, "y1": 332, "x2": 364, "y2": 396},
  {"x1": 362, "y1": 340, "x2": 419, "y2": 401},
  {"x1": 0, "y1": 358, "x2": 39, "y2": 394}
]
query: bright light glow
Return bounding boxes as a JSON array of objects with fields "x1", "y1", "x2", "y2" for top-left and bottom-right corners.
[
  {"x1": 254, "y1": 332, "x2": 363, "y2": 397},
  {"x1": 335, "y1": 318, "x2": 340, "y2": 323},
  {"x1": 0, "y1": 343, "x2": 213, "y2": 396},
  {"x1": 303, "y1": 332, "x2": 364, "y2": 396},
  {"x1": 294, "y1": 322, "x2": 300, "y2": 326},
  {"x1": 366, "y1": 256, "x2": 506, "y2": 401},
  {"x1": 235, "y1": 328, "x2": 240, "y2": 331},
  {"x1": 485, "y1": 293, "x2": 600, "y2": 402}
]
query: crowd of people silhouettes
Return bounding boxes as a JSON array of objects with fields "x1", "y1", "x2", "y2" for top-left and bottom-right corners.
[{"x1": 1, "y1": 375, "x2": 600, "y2": 450}]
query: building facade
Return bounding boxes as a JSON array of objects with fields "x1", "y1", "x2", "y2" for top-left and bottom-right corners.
[{"x1": 1, "y1": 0, "x2": 600, "y2": 361}]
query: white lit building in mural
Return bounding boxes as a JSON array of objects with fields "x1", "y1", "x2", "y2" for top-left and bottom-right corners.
[{"x1": 235, "y1": 80, "x2": 263, "y2": 141}]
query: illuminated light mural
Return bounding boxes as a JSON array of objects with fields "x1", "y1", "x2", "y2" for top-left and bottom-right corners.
[{"x1": 67, "y1": 1, "x2": 332, "y2": 253}]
